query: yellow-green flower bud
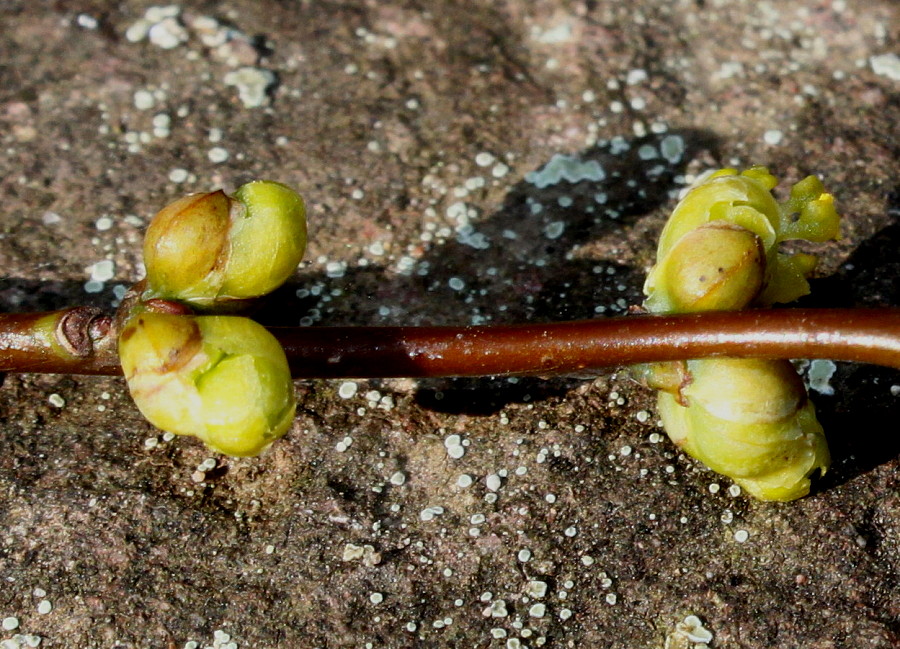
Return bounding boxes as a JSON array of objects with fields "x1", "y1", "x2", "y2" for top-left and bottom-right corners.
[
  {"x1": 143, "y1": 181, "x2": 307, "y2": 307},
  {"x1": 119, "y1": 312, "x2": 296, "y2": 456},
  {"x1": 641, "y1": 167, "x2": 840, "y2": 501},
  {"x1": 142, "y1": 190, "x2": 231, "y2": 303},
  {"x1": 658, "y1": 359, "x2": 830, "y2": 501},
  {"x1": 644, "y1": 166, "x2": 840, "y2": 312}
]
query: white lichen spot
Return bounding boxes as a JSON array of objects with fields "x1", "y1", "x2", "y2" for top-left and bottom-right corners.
[
  {"x1": 168, "y1": 168, "x2": 190, "y2": 183},
  {"x1": 529, "y1": 603, "x2": 546, "y2": 618},
  {"x1": 734, "y1": 529, "x2": 749, "y2": 543},
  {"x1": 806, "y1": 359, "x2": 837, "y2": 395},
  {"x1": 420, "y1": 506, "x2": 443, "y2": 521},
  {"x1": 475, "y1": 152, "x2": 495, "y2": 167},
  {"x1": 525, "y1": 154, "x2": 605, "y2": 188},
  {"x1": 338, "y1": 381, "x2": 358, "y2": 399},
  {"x1": 224, "y1": 67, "x2": 277, "y2": 108},
  {"x1": 763, "y1": 129, "x2": 784, "y2": 146},
  {"x1": 390, "y1": 471, "x2": 406, "y2": 486},
  {"x1": 670, "y1": 615, "x2": 714, "y2": 646},
  {"x1": 488, "y1": 599, "x2": 508, "y2": 617},
  {"x1": 448, "y1": 277, "x2": 465, "y2": 291},
  {"x1": 208, "y1": 146, "x2": 230, "y2": 163},
  {"x1": 544, "y1": 221, "x2": 566, "y2": 239},
  {"x1": 518, "y1": 548, "x2": 532, "y2": 562},
  {"x1": 525, "y1": 580, "x2": 548, "y2": 598},
  {"x1": 148, "y1": 17, "x2": 189, "y2": 49},
  {"x1": 369, "y1": 592, "x2": 383, "y2": 604},
  {"x1": 457, "y1": 474, "x2": 473, "y2": 488},
  {"x1": 48, "y1": 393, "x2": 66, "y2": 408},
  {"x1": 626, "y1": 68, "x2": 648, "y2": 85},
  {"x1": 134, "y1": 89, "x2": 155, "y2": 110},
  {"x1": 341, "y1": 543, "x2": 363, "y2": 561},
  {"x1": 870, "y1": 53, "x2": 900, "y2": 81},
  {"x1": 660, "y1": 134, "x2": 685, "y2": 164},
  {"x1": 88, "y1": 259, "x2": 115, "y2": 283},
  {"x1": 325, "y1": 261, "x2": 347, "y2": 278},
  {"x1": 492, "y1": 163, "x2": 510, "y2": 178},
  {"x1": 638, "y1": 144, "x2": 658, "y2": 160},
  {"x1": 486, "y1": 474, "x2": 502, "y2": 491},
  {"x1": 1, "y1": 617, "x2": 19, "y2": 631}
]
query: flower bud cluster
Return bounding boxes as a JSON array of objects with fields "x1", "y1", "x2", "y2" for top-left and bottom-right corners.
[
  {"x1": 642, "y1": 168, "x2": 839, "y2": 501},
  {"x1": 119, "y1": 181, "x2": 306, "y2": 456}
]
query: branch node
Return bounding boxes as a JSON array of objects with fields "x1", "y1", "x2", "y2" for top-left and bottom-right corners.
[{"x1": 57, "y1": 307, "x2": 108, "y2": 358}]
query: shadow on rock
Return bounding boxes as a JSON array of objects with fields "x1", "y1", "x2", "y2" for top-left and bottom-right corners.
[
  {"x1": 800, "y1": 185, "x2": 900, "y2": 491},
  {"x1": 262, "y1": 128, "x2": 721, "y2": 414}
]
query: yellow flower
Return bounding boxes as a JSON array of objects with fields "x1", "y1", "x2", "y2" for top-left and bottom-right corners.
[{"x1": 119, "y1": 311, "x2": 295, "y2": 456}]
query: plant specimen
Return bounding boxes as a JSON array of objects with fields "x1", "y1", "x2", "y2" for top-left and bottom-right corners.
[
  {"x1": 1, "y1": 168, "x2": 897, "y2": 499},
  {"x1": 639, "y1": 167, "x2": 839, "y2": 501}
]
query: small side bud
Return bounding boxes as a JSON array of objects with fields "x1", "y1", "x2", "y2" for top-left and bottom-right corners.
[
  {"x1": 119, "y1": 312, "x2": 296, "y2": 456},
  {"x1": 143, "y1": 191, "x2": 231, "y2": 303},
  {"x1": 142, "y1": 181, "x2": 307, "y2": 307}
]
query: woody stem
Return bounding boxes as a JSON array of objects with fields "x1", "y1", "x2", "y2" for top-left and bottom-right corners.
[{"x1": 2, "y1": 308, "x2": 900, "y2": 378}]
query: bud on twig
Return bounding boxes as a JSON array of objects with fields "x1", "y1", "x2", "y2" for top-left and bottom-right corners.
[
  {"x1": 642, "y1": 167, "x2": 840, "y2": 501},
  {"x1": 142, "y1": 181, "x2": 306, "y2": 307},
  {"x1": 118, "y1": 311, "x2": 296, "y2": 457}
]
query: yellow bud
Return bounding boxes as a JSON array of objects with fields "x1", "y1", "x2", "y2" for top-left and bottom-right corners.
[
  {"x1": 142, "y1": 181, "x2": 307, "y2": 307},
  {"x1": 224, "y1": 180, "x2": 308, "y2": 299},
  {"x1": 642, "y1": 167, "x2": 840, "y2": 500},
  {"x1": 654, "y1": 170, "x2": 780, "y2": 261},
  {"x1": 659, "y1": 359, "x2": 829, "y2": 501},
  {"x1": 119, "y1": 312, "x2": 295, "y2": 456}
]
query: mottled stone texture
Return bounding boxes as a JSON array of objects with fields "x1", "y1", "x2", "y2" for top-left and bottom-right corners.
[{"x1": 0, "y1": 1, "x2": 897, "y2": 648}]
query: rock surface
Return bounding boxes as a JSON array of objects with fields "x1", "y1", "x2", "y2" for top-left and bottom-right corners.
[{"x1": 0, "y1": 1, "x2": 897, "y2": 647}]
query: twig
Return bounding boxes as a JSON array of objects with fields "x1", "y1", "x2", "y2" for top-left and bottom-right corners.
[{"x1": 3, "y1": 308, "x2": 900, "y2": 378}]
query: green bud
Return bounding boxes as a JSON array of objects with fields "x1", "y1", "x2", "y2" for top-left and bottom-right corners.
[
  {"x1": 641, "y1": 167, "x2": 840, "y2": 501},
  {"x1": 143, "y1": 181, "x2": 307, "y2": 307},
  {"x1": 658, "y1": 359, "x2": 830, "y2": 501},
  {"x1": 119, "y1": 312, "x2": 296, "y2": 456},
  {"x1": 645, "y1": 166, "x2": 840, "y2": 311},
  {"x1": 142, "y1": 191, "x2": 231, "y2": 303}
]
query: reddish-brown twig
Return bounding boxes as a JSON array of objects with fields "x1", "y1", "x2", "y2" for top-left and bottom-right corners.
[{"x1": 3, "y1": 307, "x2": 900, "y2": 378}]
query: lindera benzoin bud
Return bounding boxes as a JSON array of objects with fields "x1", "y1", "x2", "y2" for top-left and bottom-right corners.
[
  {"x1": 120, "y1": 179, "x2": 306, "y2": 457},
  {"x1": 142, "y1": 180, "x2": 307, "y2": 307},
  {"x1": 118, "y1": 311, "x2": 296, "y2": 457},
  {"x1": 641, "y1": 167, "x2": 840, "y2": 501}
]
